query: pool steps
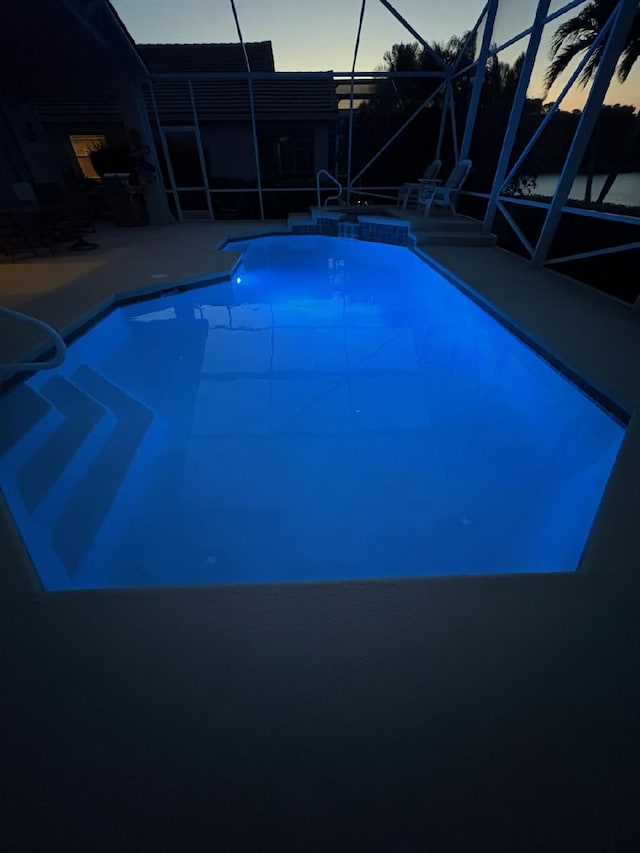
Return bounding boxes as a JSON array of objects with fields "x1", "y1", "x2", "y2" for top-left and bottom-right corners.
[
  {"x1": 288, "y1": 208, "x2": 497, "y2": 248},
  {"x1": 18, "y1": 375, "x2": 106, "y2": 514},
  {"x1": 0, "y1": 367, "x2": 153, "y2": 579},
  {"x1": 0, "y1": 384, "x2": 51, "y2": 457},
  {"x1": 52, "y1": 367, "x2": 153, "y2": 574}
]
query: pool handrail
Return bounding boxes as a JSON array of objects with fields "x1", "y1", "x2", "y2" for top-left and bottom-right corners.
[
  {"x1": 316, "y1": 170, "x2": 343, "y2": 208},
  {"x1": 0, "y1": 306, "x2": 67, "y2": 371}
]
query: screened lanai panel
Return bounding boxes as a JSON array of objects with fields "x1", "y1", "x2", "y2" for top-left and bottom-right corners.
[
  {"x1": 487, "y1": 1, "x2": 640, "y2": 280},
  {"x1": 543, "y1": 62, "x2": 640, "y2": 302},
  {"x1": 545, "y1": 208, "x2": 640, "y2": 302},
  {"x1": 344, "y1": 71, "x2": 449, "y2": 198},
  {"x1": 491, "y1": 6, "x2": 605, "y2": 206},
  {"x1": 463, "y1": 37, "x2": 532, "y2": 197},
  {"x1": 379, "y1": 1, "x2": 488, "y2": 58},
  {"x1": 491, "y1": 0, "x2": 541, "y2": 53},
  {"x1": 506, "y1": 0, "x2": 640, "y2": 206},
  {"x1": 541, "y1": 2, "x2": 603, "y2": 110},
  {"x1": 548, "y1": 0, "x2": 589, "y2": 15},
  {"x1": 336, "y1": 80, "x2": 377, "y2": 112}
]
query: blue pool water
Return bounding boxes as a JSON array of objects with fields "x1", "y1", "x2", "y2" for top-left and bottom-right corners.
[{"x1": 0, "y1": 235, "x2": 625, "y2": 590}]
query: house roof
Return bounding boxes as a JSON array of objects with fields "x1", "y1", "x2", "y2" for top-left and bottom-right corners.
[
  {"x1": 146, "y1": 76, "x2": 338, "y2": 122},
  {"x1": 134, "y1": 41, "x2": 337, "y2": 121},
  {"x1": 32, "y1": 31, "x2": 336, "y2": 124},
  {"x1": 34, "y1": 75, "x2": 338, "y2": 124},
  {"x1": 34, "y1": 78, "x2": 338, "y2": 124},
  {"x1": 137, "y1": 42, "x2": 276, "y2": 74}
]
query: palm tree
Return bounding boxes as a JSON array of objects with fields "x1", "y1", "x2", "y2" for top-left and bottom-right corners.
[
  {"x1": 545, "y1": 0, "x2": 639, "y2": 89},
  {"x1": 379, "y1": 35, "x2": 476, "y2": 113},
  {"x1": 353, "y1": 37, "x2": 474, "y2": 185},
  {"x1": 545, "y1": 0, "x2": 640, "y2": 204}
]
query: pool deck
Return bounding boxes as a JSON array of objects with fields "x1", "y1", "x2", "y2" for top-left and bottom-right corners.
[{"x1": 2, "y1": 219, "x2": 640, "y2": 851}]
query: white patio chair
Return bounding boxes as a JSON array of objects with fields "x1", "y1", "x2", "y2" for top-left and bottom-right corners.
[
  {"x1": 418, "y1": 159, "x2": 472, "y2": 217},
  {"x1": 398, "y1": 159, "x2": 442, "y2": 210}
]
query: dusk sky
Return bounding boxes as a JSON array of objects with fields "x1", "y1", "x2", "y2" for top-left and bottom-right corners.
[
  {"x1": 112, "y1": 0, "x2": 639, "y2": 109},
  {"x1": 112, "y1": 0, "x2": 486, "y2": 71}
]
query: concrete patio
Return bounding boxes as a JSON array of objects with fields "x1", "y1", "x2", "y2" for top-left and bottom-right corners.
[{"x1": 2, "y1": 218, "x2": 640, "y2": 851}]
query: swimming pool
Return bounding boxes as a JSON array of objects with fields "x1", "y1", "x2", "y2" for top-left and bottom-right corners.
[{"x1": 0, "y1": 235, "x2": 626, "y2": 590}]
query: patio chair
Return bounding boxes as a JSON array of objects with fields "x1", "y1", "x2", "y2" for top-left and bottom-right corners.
[
  {"x1": 417, "y1": 159, "x2": 472, "y2": 217},
  {"x1": 398, "y1": 159, "x2": 442, "y2": 210}
]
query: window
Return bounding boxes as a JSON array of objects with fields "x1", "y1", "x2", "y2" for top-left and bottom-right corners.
[
  {"x1": 276, "y1": 128, "x2": 314, "y2": 177},
  {"x1": 69, "y1": 134, "x2": 107, "y2": 179}
]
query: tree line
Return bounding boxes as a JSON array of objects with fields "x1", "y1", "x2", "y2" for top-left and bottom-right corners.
[{"x1": 347, "y1": 0, "x2": 639, "y2": 206}]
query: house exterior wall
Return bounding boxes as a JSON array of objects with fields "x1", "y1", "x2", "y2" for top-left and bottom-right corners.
[
  {"x1": 0, "y1": 100, "x2": 26, "y2": 208},
  {"x1": 1, "y1": 98, "x2": 63, "y2": 188},
  {"x1": 166, "y1": 121, "x2": 332, "y2": 188},
  {"x1": 314, "y1": 122, "x2": 330, "y2": 174},
  {"x1": 0, "y1": 151, "x2": 20, "y2": 210},
  {"x1": 199, "y1": 124, "x2": 258, "y2": 183}
]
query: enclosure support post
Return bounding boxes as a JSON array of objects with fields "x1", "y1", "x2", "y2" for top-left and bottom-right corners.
[
  {"x1": 483, "y1": 0, "x2": 551, "y2": 234},
  {"x1": 458, "y1": 0, "x2": 499, "y2": 163},
  {"x1": 188, "y1": 80, "x2": 215, "y2": 221}
]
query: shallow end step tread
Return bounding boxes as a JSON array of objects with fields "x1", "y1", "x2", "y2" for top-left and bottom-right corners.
[
  {"x1": 52, "y1": 367, "x2": 153, "y2": 576},
  {"x1": 0, "y1": 384, "x2": 51, "y2": 457},
  {"x1": 18, "y1": 375, "x2": 107, "y2": 513}
]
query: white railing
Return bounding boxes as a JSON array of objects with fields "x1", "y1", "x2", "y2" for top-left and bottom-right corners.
[
  {"x1": 0, "y1": 306, "x2": 67, "y2": 371},
  {"x1": 316, "y1": 170, "x2": 343, "y2": 208}
]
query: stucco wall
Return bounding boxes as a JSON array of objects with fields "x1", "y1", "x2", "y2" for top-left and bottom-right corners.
[
  {"x1": 200, "y1": 123, "x2": 258, "y2": 182},
  {"x1": 0, "y1": 104, "x2": 24, "y2": 209},
  {"x1": 1, "y1": 98, "x2": 62, "y2": 187},
  {"x1": 314, "y1": 121, "x2": 330, "y2": 173}
]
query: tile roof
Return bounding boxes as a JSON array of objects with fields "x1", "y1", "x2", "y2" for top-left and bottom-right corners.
[
  {"x1": 137, "y1": 42, "x2": 276, "y2": 73},
  {"x1": 34, "y1": 41, "x2": 337, "y2": 124},
  {"x1": 34, "y1": 77, "x2": 338, "y2": 124},
  {"x1": 34, "y1": 95, "x2": 120, "y2": 123},
  {"x1": 147, "y1": 77, "x2": 338, "y2": 121}
]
